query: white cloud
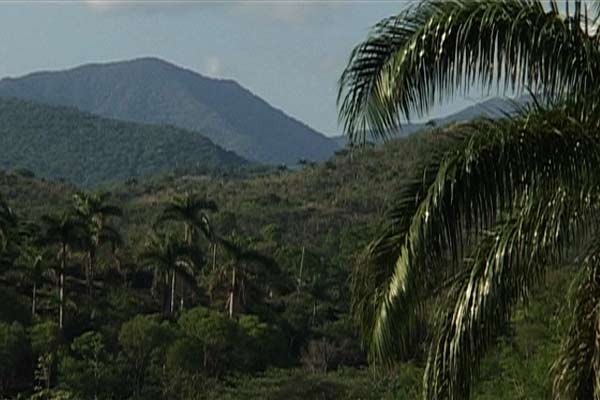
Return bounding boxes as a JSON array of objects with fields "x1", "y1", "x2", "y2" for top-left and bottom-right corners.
[
  {"x1": 83, "y1": 0, "x2": 342, "y2": 24},
  {"x1": 201, "y1": 55, "x2": 222, "y2": 77}
]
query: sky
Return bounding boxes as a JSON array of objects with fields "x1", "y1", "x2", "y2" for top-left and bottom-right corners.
[{"x1": 0, "y1": 0, "x2": 481, "y2": 136}]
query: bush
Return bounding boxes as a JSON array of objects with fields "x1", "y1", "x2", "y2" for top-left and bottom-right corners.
[
  {"x1": 178, "y1": 307, "x2": 239, "y2": 377},
  {"x1": 58, "y1": 331, "x2": 127, "y2": 399},
  {"x1": 118, "y1": 315, "x2": 176, "y2": 397},
  {"x1": 238, "y1": 315, "x2": 288, "y2": 370},
  {"x1": 0, "y1": 322, "x2": 31, "y2": 393}
]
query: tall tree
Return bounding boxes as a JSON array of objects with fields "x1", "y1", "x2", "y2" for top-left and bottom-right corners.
[
  {"x1": 141, "y1": 232, "x2": 199, "y2": 316},
  {"x1": 218, "y1": 235, "x2": 281, "y2": 318},
  {"x1": 73, "y1": 192, "x2": 122, "y2": 294},
  {"x1": 339, "y1": 1, "x2": 600, "y2": 398},
  {"x1": 15, "y1": 244, "x2": 50, "y2": 318},
  {"x1": 156, "y1": 192, "x2": 217, "y2": 308},
  {"x1": 40, "y1": 213, "x2": 86, "y2": 329},
  {"x1": 156, "y1": 192, "x2": 217, "y2": 245}
]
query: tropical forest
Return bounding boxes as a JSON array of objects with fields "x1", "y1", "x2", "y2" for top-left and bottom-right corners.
[{"x1": 1, "y1": 0, "x2": 600, "y2": 399}]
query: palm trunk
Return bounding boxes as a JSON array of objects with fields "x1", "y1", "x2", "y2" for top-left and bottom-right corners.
[
  {"x1": 163, "y1": 273, "x2": 169, "y2": 316},
  {"x1": 88, "y1": 247, "x2": 96, "y2": 295},
  {"x1": 32, "y1": 282, "x2": 37, "y2": 317},
  {"x1": 170, "y1": 271, "x2": 176, "y2": 315},
  {"x1": 212, "y1": 243, "x2": 217, "y2": 271},
  {"x1": 228, "y1": 266, "x2": 236, "y2": 318},
  {"x1": 179, "y1": 282, "x2": 184, "y2": 312},
  {"x1": 297, "y1": 246, "x2": 305, "y2": 297},
  {"x1": 59, "y1": 243, "x2": 66, "y2": 329}
]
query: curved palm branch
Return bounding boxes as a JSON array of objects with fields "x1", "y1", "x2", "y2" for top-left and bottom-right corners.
[
  {"x1": 156, "y1": 192, "x2": 218, "y2": 242},
  {"x1": 552, "y1": 239, "x2": 600, "y2": 399},
  {"x1": 354, "y1": 107, "x2": 600, "y2": 365},
  {"x1": 339, "y1": 0, "x2": 600, "y2": 143},
  {"x1": 423, "y1": 183, "x2": 598, "y2": 399}
]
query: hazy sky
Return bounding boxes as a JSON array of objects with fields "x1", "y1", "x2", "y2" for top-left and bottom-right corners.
[{"x1": 0, "y1": 0, "x2": 479, "y2": 135}]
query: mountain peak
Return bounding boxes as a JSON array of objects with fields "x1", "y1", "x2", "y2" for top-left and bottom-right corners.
[{"x1": 0, "y1": 58, "x2": 339, "y2": 164}]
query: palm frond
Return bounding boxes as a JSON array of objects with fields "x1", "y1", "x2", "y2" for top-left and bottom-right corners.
[
  {"x1": 552, "y1": 238, "x2": 600, "y2": 400},
  {"x1": 339, "y1": 0, "x2": 600, "y2": 143},
  {"x1": 356, "y1": 107, "x2": 600, "y2": 364},
  {"x1": 423, "y1": 183, "x2": 598, "y2": 399}
]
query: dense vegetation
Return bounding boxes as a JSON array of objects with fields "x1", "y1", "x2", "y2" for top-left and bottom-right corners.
[
  {"x1": 0, "y1": 129, "x2": 579, "y2": 399},
  {"x1": 0, "y1": 97, "x2": 246, "y2": 186},
  {"x1": 0, "y1": 57, "x2": 340, "y2": 165}
]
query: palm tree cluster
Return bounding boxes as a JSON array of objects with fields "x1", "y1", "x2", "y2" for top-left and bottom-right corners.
[
  {"x1": 0, "y1": 192, "x2": 124, "y2": 329},
  {"x1": 339, "y1": 0, "x2": 600, "y2": 398},
  {"x1": 0, "y1": 189, "x2": 281, "y2": 334}
]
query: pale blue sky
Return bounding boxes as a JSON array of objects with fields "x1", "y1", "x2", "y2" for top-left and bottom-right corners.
[{"x1": 0, "y1": 0, "x2": 479, "y2": 135}]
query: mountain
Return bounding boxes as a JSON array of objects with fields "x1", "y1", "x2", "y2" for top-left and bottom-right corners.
[
  {"x1": 0, "y1": 97, "x2": 246, "y2": 186},
  {"x1": 332, "y1": 96, "x2": 525, "y2": 146},
  {"x1": 0, "y1": 57, "x2": 340, "y2": 164}
]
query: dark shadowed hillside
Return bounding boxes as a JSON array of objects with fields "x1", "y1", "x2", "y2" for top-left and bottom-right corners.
[
  {"x1": 0, "y1": 97, "x2": 246, "y2": 186},
  {"x1": 0, "y1": 58, "x2": 340, "y2": 164}
]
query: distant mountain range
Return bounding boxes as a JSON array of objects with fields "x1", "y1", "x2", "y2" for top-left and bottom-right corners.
[
  {"x1": 0, "y1": 57, "x2": 339, "y2": 165},
  {"x1": 332, "y1": 97, "x2": 525, "y2": 146},
  {"x1": 0, "y1": 97, "x2": 246, "y2": 186}
]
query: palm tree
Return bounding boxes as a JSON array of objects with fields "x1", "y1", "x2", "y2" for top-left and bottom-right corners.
[
  {"x1": 217, "y1": 235, "x2": 281, "y2": 318},
  {"x1": 40, "y1": 213, "x2": 86, "y2": 329},
  {"x1": 141, "y1": 232, "x2": 198, "y2": 316},
  {"x1": 156, "y1": 192, "x2": 217, "y2": 308},
  {"x1": 339, "y1": 1, "x2": 600, "y2": 398},
  {"x1": 73, "y1": 192, "x2": 122, "y2": 294},
  {"x1": 16, "y1": 244, "x2": 50, "y2": 318},
  {"x1": 156, "y1": 192, "x2": 217, "y2": 245}
]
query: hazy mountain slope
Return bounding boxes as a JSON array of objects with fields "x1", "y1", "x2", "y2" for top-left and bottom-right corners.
[
  {"x1": 332, "y1": 97, "x2": 525, "y2": 146},
  {"x1": 0, "y1": 58, "x2": 339, "y2": 164},
  {"x1": 0, "y1": 97, "x2": 246, "y2": 186}
]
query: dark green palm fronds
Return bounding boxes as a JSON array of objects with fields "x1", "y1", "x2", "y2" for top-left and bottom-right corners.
[
  {"x1": 355, "y1": 108, "x2": 600, "y2": 364},
  {"x1": 552, "y1": 240, "x2": 600, "y2": 400},
  {"x1": 156, "y1": 192, "x2": 218, "y2": 241},
  {"x1": 423, "y1": 183, "x2": 598, "y2": 399},
  {"x1": 339, "y1": 0, "x2": 600, "y2": 144},
  {"x1": 141, "y1": 232, "x2": 200, "y2": 287}
]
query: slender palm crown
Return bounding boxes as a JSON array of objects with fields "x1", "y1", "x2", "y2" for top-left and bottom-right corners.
[
  {"x1": 339, "y1": 1, "x2": 600, "y2": 399},
  {"x1": 156, "y1": 192, "x2": 218, "y2": 244}
]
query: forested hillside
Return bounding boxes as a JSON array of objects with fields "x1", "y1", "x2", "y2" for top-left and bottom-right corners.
[
  {"x1": 0, "y1": 58, "x2": 340, "y2": 165},
  {"x1": 0, "y1": 126, "x2": 572, "y2": 399},
  {"x1": 0, "y1": 98, "x2": 246, "y2": 186}
]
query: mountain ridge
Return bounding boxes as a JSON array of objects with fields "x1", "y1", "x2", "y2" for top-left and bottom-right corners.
[
  {"x1": 0, "y1": 57, "x2": 340, "y2": 164},
  {"x1": 0, "y1": 96, "x2": 247, "y2": 186}
]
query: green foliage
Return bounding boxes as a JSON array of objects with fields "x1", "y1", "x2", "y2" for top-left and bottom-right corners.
[
  {"x1": 178, "y1": 307, "x2": 239, "y2": 376},
  {"x1": 118, "y1": 315, "x2": 176, "y2": 396},
  {"x1": 0, "y1": 322, "x2": 30, "y2": 393},
  {"x1": 165, "y1": 338, "x2": 204, "y2": 374},
  {"x1": 238, "y1": 315, "x2": 288, "y2": 370},
  {"x1": 30, "y1": 321, "x2": 63, "y2": 356},
  {"x1": 58, "y1": 331, "x2": 126, "y2": 399},
  {"x1": 0, "y1": 97, "x2": 246, "y2": 186}
]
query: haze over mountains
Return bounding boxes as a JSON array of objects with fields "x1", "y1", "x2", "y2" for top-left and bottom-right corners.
[{"x1": 0, "y1": 58, "x2": 340, "y2": 165}]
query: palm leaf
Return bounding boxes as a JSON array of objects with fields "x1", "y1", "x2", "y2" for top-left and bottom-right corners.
[
  {"x1": 339, "y1": 0, "x2": 599, "y2": 143},
  {"x1": 423, "y1": 183, "x2": 598, "y2": 399},
  {"x1": 357, "y1": 106, "x2": 600, "y2": 364},
  {"x1": 552, "y1": 238, "x2": 600, "y2": 399}
]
